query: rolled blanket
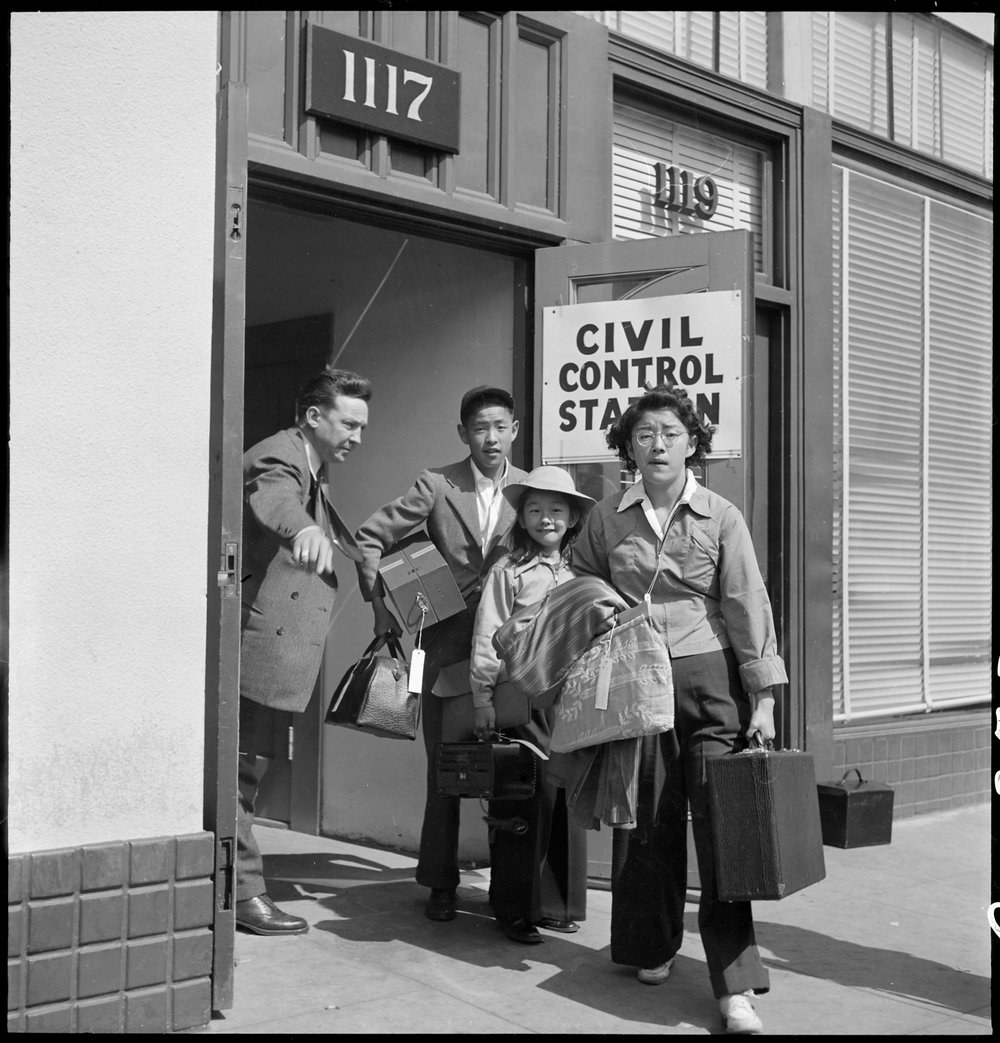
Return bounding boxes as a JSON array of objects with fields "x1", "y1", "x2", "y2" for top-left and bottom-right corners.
[{"x1": 491, "y1": 575, "x2": 628, "y2": 706}]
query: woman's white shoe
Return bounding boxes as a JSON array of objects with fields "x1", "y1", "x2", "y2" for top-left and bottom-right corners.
[{"x1": 719, "y1": 992, "x2": 763, "y2": 1034}]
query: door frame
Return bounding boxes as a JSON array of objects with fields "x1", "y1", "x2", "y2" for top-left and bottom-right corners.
[
  {"x1": 237, "y1": 178, "x2": 542, "y2": 838},
  {"x1": 204, "y1": 80, "x2": 248, "y2": 1013}
]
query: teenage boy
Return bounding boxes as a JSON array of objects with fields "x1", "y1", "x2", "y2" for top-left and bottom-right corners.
[{"x1": 355, "y1": 386, "x2": 527, "y2": 922}]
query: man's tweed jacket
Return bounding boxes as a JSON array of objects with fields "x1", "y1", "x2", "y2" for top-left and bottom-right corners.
[{"x1": 240, "y1": 426, "x2": 363, "y2": 713}]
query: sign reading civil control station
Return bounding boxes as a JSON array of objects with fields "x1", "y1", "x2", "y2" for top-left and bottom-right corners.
[
  {"x1": 541, "y1": 292, "x2": 743, "y2": 464},
  {"x1": 305, "y1": 23, "x2": 461, "y2": 154}
]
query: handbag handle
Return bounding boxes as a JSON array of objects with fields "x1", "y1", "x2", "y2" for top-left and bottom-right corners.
[
  {"x1": 838, "y1": 767, "x2": 866, "y2": 786},
  {"x1": 363, "y1": 630, "x2": 406, "y2": 662}
]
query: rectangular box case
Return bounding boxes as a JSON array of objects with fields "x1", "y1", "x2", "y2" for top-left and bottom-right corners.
[
  {"x1": 378, "y1": 530, "x2": 466, "y2": 633},
  {"x1": 433, "y1": 659, "x2": 531, "y2": 742},
  {"x1": 817, "y1": 768, "x2": 894, "y2": 848},
  {"x1": 434, "y1": 741, "x2": 536, "y2": 800},
  {"x1": 707, "y1": 747, "x2": 826, "y2": 901}
]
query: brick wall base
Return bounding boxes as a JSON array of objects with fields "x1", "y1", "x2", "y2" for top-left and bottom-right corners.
[
  {"x1": 831, "y1": 708, "x2": 989, "y2": 817},
  {"x1": 7, "y1": 832, "x2": 216, "y2": 1033}
]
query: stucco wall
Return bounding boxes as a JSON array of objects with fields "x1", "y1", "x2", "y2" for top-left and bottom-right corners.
[{"x1": 9, "y1": 12, "x2": 219, "y2": 852}]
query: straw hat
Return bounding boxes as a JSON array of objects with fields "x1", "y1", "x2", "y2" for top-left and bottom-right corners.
[{"x1": 502, "y1": 465, "x2": 595, "y2": 511}]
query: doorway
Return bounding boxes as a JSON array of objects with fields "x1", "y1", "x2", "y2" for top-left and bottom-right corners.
[{"x1": 243, "y1": 199, "x2": 526, "y2": 861}]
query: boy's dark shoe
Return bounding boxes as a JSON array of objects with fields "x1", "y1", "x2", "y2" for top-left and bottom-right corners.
[
  {"x1": 498, "y1": 916, "x2": 543, "y2": 944},
  {"x1": 535, "y1": 917, "x2": 579, "y2": 933},
  {"x1": 235, "y1": 894, "x2": 309, "y2": 935},
  {"x1": 425, "y1": 887, "x2": 458, "y2": 921}
]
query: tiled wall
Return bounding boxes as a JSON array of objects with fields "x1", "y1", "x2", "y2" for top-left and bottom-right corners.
[
  {"x1": 831, "y1": 711, "x2": 989, "y2": 818},
  {"x1": 8, "y1": 832, "x2": 216, "y2": 1033}
]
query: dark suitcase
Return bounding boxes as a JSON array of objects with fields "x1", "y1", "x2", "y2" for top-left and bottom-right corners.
[
  {"x1": 817, "y1": 768, "x2": 894, "y2": 848},
  {"x1": 434, "y1": 740, "x2": 537, "y2": 800},
  {"x1": 707, "y1": 746, "x2": 826, "y2": 901}
]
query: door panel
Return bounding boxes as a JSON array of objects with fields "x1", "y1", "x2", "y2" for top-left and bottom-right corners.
[
  {"x1": 534, "y1": 230, "x2": 754, "y2": 515},
  {"x1": 534, "y1": 230, "x2": 756, "y2": 887},
  {"x1": 204, "y1": 81, "x2": 248, "y2": 1013}
]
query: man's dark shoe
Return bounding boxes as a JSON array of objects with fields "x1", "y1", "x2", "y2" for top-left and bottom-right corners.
[
  {"x1": 498, "y1": 916, "x2": 543, "y2": 944},
  {"x1": 235, "y1": 894, "x2": 309, "y2": 935},
  {"x1": 425, "y1": 888, "x2": 458, "y2": 922}
]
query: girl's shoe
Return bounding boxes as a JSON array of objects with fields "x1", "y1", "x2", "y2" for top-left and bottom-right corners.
[
  {"x1": 535, "y1": 918, "x2": 580, "y2": 933},
  {"x1": 719, "y1": 992, "x2": 763, "y2": 1034},
  {"x1": 498, "y1": 916, "x2": 543, "y2": 944},
  {"x1": 636, "y1": 958, "x2": 674, "y2": 985}
]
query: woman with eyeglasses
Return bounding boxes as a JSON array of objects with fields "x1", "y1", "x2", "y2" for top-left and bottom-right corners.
[{"x1": 571, "y1": 383, "x2": 787, "y2": 1035}]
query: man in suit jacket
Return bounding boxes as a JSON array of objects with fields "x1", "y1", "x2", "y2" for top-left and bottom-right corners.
[
  {"x1": 237, "y1": 369, "x2": 371, "y2": 936},
  {"x1": 355, "y1": 386, "x2": 527, "y2": 922}
]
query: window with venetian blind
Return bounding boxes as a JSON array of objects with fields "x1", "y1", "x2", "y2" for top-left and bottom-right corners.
[
  {"x1": 580, "y1": 10, "x2": 769, "y2": 87},
  {"x1": 810, "y1": 11, "x2": 993, "y2": 179},
  {"x1": 582, "y1": 11, "x2": 993, "y2": 180},
  {"x1": 831, "y1": 167, "x2": 992, "y2": 720},
  {"x1": 612, "y1": 95, "x2": 768, "y2": 274}
]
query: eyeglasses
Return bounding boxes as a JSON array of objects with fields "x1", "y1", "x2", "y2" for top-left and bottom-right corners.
[{"x1": 633, "y1": 428, "x2": 687, "y2": 449}]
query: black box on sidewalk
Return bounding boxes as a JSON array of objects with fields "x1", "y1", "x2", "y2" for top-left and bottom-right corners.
[
  {"x1": 817, "y1": 768, "x2": 894, "y2": 848},
  {"x1": 707, "y1": 747, "x2": 826, "y2": 901}
]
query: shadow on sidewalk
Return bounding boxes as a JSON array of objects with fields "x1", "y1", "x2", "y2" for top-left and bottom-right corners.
[
  {"x1": 302, "y1": 875, "x2": 720, "y2": 1033},
  {"x1": 260, "y1": 851, "x2": 419, "y2": 900},
  {"x1": 751, "y1": 916, "x2": 989, "y2": 1015}
]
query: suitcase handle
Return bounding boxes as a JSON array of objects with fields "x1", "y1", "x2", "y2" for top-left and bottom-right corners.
[
  {"x1": 741, "y1": 733, "x2": 774, "y2": 753},
  {"x1": 838, "y1": 767, "x2": 866, "y2": 786},
  {"x1": 491, "y1": 732, "x2": 550, "y2": 762}
]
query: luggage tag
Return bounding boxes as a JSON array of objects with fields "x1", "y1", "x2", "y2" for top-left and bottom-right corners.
[
  {"x1": 408, "y1": 594, "x2": 429, "y2": 693},
  {"x1": 594, "y1": 617, "x2": 617, "y2": 711},
  {"x1": 616, "y1": 599, "x2": 651, "y2": 625},
  {"x1": 597, "y1": 573, "x2": 658, "y2": 708}
]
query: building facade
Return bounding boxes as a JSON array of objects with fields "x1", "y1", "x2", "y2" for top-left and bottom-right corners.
[{"x1": 8, "y1": 9, "x2": 992, "y2": 1032}]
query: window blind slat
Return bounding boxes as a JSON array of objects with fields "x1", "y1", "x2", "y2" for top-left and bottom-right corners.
[
  {"x1": 926, "y1": 201, "x2": 992, "y2": 706},
  {"x1": 842, "y1": 172, "x2": 925, "y2": 718}
]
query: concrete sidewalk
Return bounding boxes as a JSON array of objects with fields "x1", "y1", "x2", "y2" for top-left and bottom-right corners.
[{"x1": 203, "y1": 802, "x2": 991, "y2": 1035}]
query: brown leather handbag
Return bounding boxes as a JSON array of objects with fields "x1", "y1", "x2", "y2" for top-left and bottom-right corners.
[{"x1": 326, "y1": 632, "x2": 420, "y2": 740}]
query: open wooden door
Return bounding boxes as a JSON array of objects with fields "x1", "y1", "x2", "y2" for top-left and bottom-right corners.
[
  {"x1": 534, "y1": 229, "x2": 758, "y2": 886},
  {"x1": 203, "y1": 80, "x2": 248, "y2": 1012}
]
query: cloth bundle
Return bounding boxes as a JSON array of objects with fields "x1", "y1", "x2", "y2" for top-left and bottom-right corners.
[
  {"x1": 550, "y1": 613, "x2": 674, "y2": 753},
  {"x1": 562, "y1": 740, "x2": 644, "y2": 831},
  {"x1": 491, "y1": 575, "x2": 627, "y2": 705}
]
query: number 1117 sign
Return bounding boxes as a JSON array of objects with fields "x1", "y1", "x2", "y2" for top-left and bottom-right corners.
[{"x1": 305, "y1": 22, "x2": 461, "y2": 154}]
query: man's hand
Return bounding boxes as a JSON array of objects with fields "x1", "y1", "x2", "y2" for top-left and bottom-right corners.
[
  {"x1": 372, "y1": 595, "x2": 402, "y2": 637},
  {"x1": 292, "y1": 526, "x2": 335, "y2": 575},
  {"x1": 474, "y1": 705, "x2": 496, "y2": 741},
  {"x1": 746, "y1": 690, "x2": 776, "y2": 745}
]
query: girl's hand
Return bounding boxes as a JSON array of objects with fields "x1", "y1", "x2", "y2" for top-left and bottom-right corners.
[
  {"x1": 746, "y1": 690, "x2": 775, "y2": 745},
  {"x1": 474, "y1": 706, "x2": 496, "y2": 741}
]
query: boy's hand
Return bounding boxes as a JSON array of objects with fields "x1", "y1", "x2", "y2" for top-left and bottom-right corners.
[
  {"x1": 474, "y1": 706, "x2": 496, "y2": 741},
  {"x1": 372, "y1": 596, "x2": 402, "y2": 637}
]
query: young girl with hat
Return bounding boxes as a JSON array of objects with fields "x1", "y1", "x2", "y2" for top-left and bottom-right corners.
[{"x1": 469, "y1": 466, "x2": 595, "y2": 944}]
